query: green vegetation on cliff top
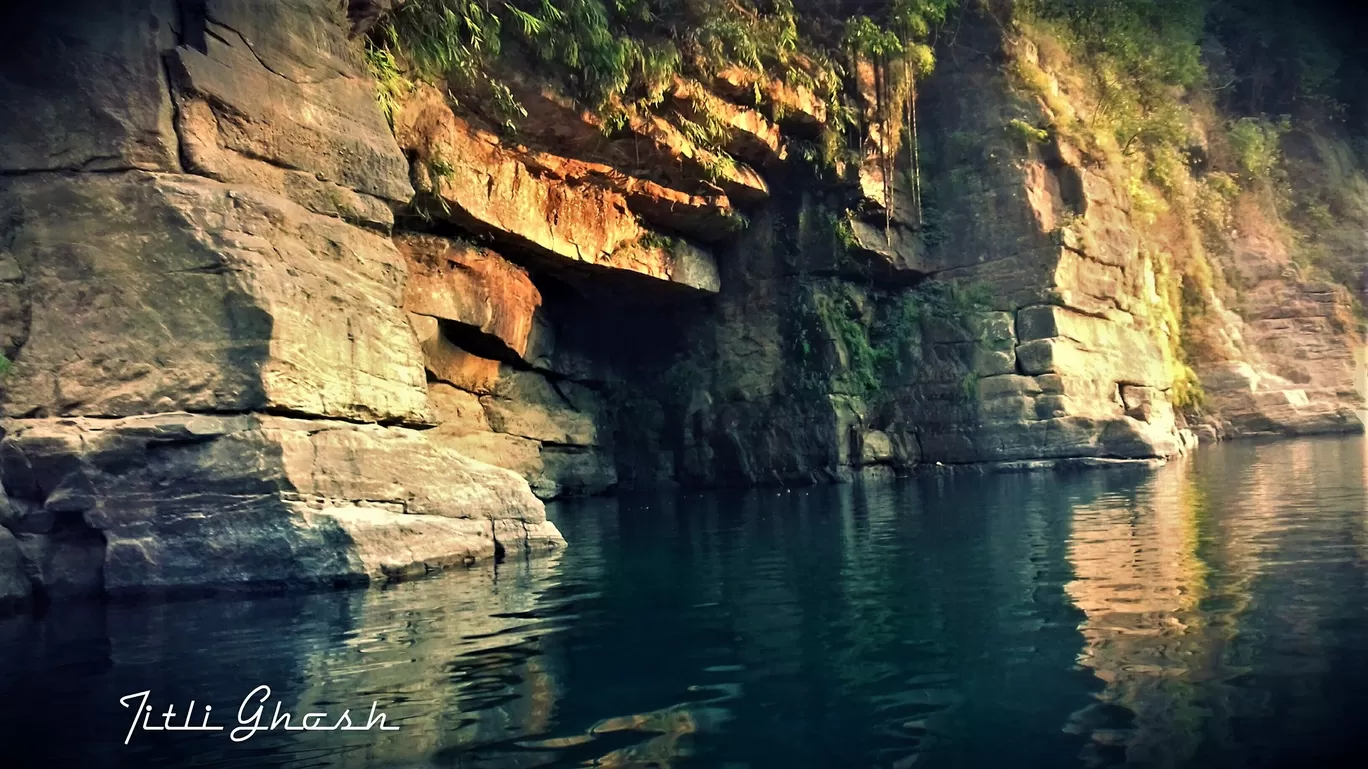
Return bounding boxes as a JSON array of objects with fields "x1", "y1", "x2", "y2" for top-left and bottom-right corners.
[
  {"x1": 1014, "y1": 0, "x2": 1368, "y2": 411},
  {"x1": 368, "y1": 0, "x2": 954, "y2": 168},
  {"x1": 1022, "y1": 0, "x2": 1368, "y2": 287}
]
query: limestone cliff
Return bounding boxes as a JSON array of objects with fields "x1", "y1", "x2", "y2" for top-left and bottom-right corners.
[
  {"x1": 358, "y1": 0, "x2": 1361, "y2": 494},
  {"x1": 0, "y1": 0, "x2": 1363, "y2": 610},
  {"x1": 906, "y1": 8, "x2": 1364, "y2": 455},
  {"x1": 0, "y1": 0, "x2": 562, "y2": 610}
]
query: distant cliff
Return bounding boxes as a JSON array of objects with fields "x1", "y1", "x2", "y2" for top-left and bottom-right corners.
[{"x1": 1, "y1": 0, "x2": 1364, "y2": 609}]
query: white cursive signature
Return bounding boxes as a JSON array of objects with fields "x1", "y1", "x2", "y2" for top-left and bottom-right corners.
[
  {"x1": 230, "y1": 685, "x2": 400, "y2": 742},
  {"x1": 119, "y1": 687, "x2": 399, "y2": 745}
]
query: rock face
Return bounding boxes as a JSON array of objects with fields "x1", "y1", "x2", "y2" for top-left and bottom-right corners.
[
  {"x1": 0, "y1": 0, "x2": 180, "y2": 174},
  {"x1": 0, "y1": 172, "x2": 431, "y2": 424},
  {"x1": 1, "y1": 414, "x2": 552, "y2": 592},
  {"x1": 396, "y1": 234, "x2": 616, "y2": 499},
  {"x1": 428, "y1": 372, "x2": 618, "y2": 500},
  {"x1": 871, "y1": 15, "x2": 1188, "y2": 468},
  {"x1": 2, "y1": 0, "x2": 1362, "y2": 611},
  {"x1": 168, "y1": 0, "x2": 414, "y2": 228},
  {"x1": 0, "y1": 0, "x2": 561, "y2": 610},
  {"x1": 1191, "y1": 203, "x2": 1363, "y2": 437},
  {"x1": 393, "y1": 84, "x2": 721, "y2": 294},
  {"x1": 398, "y1": 234, "x2": 541, "y2": 360},
  {"x1": 610, "y1": 2, "x2": 1357, "y2": 485}
]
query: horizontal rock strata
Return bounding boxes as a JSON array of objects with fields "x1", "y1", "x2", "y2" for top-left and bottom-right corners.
[
  {"x1": 394, "y1": 84, "x2": 721, "y2": 294},
  {"x1": 0, "y1": 0, "x2": 562, "y2": 611},
  {"x1": 1, "y1": 414, "x2": 556, "y2": 593}
]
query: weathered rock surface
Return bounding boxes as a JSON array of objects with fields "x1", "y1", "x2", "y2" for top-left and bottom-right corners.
[
  {"x1": 883, "y1": 13, "x2": 1194, "y2": 464},
  {"x1": 522, "y1": 152, "x2": 746, "y2": 244},
  {"x1": 0, "y1": 528, "x2": 33, "y2": 610},
  {"x1": 425, "y1": 370, "x2": 617, "y2": 500},
  {"x1": 711, "y1": 66, "x2": 828, "y2": 135},
  {"x1": 1193, "y1": 223, "x2": 1362, "y2": 436},
  {"x1": 0, "y1": 172, "x2": 431, "y2": 424},
  {"x1": 401, "y1": 268, "x2": 618, "y2": 498},
  {"x1": 456, "y1": 64, "x2": 771, "y2": 207},
  {"x1": 0, "y1": 0, "x2": 563, "y2": 613},
  {"x1": 393, "y1": 84, "x2": 721, "y2": 294},
  {"x1": 1014, "y1": 306, "x2": 1169, "y2": 387},
  {"x1": 168, "y1": 0, "x2": 414, "y2": 227},
  {"x1": 0, "y1": 0, "x2": 180, "y2": 174},
  {"x1": 0, "y1": 413, "x2": 555, "y2": 594},
  {"x1": 399, "y1": 234, "x2": 541, "y2": 360}
]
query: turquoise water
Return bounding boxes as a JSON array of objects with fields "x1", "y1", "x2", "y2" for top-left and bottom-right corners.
[{"x1": 2, "y1": 436, "x2": 1367, "y2": 767}]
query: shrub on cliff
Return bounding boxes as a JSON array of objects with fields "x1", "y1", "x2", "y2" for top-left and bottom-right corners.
[
  {"x1": 366, "y1": 1, "x2": 953, "y2": 165},
  {"x1": 376, "y1": 0, "x2": 800, "y2": 124},
  {"x1": 1227, "y1": 115, "x2": 1289, "y2": 183}
]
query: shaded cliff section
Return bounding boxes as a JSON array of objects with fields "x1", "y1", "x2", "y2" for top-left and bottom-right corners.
[{"x1": 0, "y1": 0, "x2": 563, "y2": 612}]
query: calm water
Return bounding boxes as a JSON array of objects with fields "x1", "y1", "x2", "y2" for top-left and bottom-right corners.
[{"x1": 3, "y1": 436, "x2": 1368, "y2": 768}]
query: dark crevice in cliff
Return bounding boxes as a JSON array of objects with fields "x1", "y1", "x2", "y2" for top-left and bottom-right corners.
[
  {"x1": 395, "y1": 208, "x2": 715, "y2": 304},
  {"x1": 178, "y1": 0, "x2": 208, "y2": 54},
  {"x1": 1, "y1": 406, "x2": 433, "y2": 431},
  {"x1": 1020, "y1": 302, "x2": 1113, "y2": 330},
  {"x1": 434, "y1": 318, "x2": 530, "y2": 370},
  {"x1": 202, "y1": 25, "x2": 238, "y2": 54},
  {"x1": 161, "y1": 57, "x2": 188, "y2": 175},
  {"x1": 253, "y1": 406, "x2": 432, "y2": 430},
  {"x1": 162, "y1": 3, "x2": 197, "y2": 179},
  {"x1": 0, "y1": 163, "x2": 142, "y2": 178},
  {"x1": 540, "y1": 441, "x2": 599, "y2": 452},
  {"x1": 201, "y1": 16, "x2": 298, "y2": 85},
  {"x1": 1041, "y1": 142, "x2": 1087, "y2": 217},
  {"x1": 164, "y1": 261, "x2": 229, "y2": 277}
]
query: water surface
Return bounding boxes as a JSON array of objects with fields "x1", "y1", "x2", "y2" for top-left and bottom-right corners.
[{"x1": 2, "y1": 436, "x2": 1367, "y2": 768}]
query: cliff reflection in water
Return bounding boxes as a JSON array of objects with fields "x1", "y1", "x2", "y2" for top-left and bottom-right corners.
[
  {"x1": 1065, "y1": 436, "x2": 1368, "y2": 768},
  {"x1": 0, "y1": 555, "x2": 576, "y2": 768},
  {"x1": 2, "y1": 437, "x2": 1368, "y2": 768}
]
